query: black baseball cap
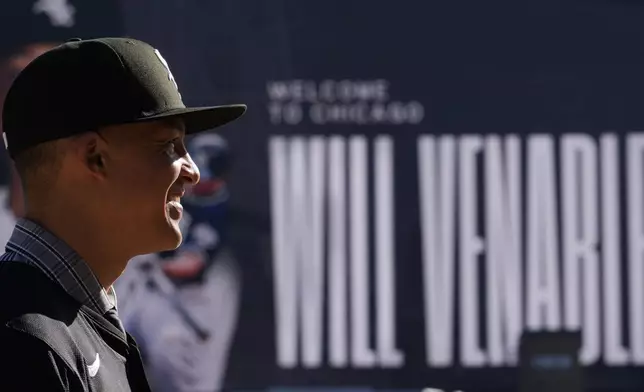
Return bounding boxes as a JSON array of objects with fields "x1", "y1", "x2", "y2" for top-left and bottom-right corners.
[{"x1": 1, "y1": 37, "x2": 247, "y2": 157}]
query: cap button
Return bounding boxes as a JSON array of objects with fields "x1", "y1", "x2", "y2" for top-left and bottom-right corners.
[{"x1": 66, "y1": 38, "x2": 82, "y2": 42}]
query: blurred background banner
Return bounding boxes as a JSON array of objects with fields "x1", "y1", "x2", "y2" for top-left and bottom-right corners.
[{"x1": 3, "y1": 0, "x2": 644, "y2": 391}]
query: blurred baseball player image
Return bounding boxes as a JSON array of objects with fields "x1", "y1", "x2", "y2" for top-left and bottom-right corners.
[
  {"x1": 115, "y1": 133, "x2": 243, "y2": 392},
  {"x1": 0, "y1": 35, "x2": 247, "y2": 391}
]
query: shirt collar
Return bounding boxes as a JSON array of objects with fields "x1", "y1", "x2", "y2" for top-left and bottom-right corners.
[{"x1": 5, "y1": 218, "x2": 116, "y2": 314}]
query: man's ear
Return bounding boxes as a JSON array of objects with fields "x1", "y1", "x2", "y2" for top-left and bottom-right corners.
[
  {"x1": 87, "y1": 149, "x2": 105, "y2": 173},
  {"x1": 71, "y1": 132, "x2": 108, "y2": 177}
]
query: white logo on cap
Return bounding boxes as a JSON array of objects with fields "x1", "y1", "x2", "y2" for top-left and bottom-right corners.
[
  {"x1": 154, "y1": 49, "x2": 182, "y2": 99},
  {"x1": 32, "y1": 0, "x2": 76, "y2": 28}
]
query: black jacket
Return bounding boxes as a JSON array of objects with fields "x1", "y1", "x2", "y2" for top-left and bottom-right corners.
[{"x1": 0, "y1": 261, "x2": 151, "y2": 391}]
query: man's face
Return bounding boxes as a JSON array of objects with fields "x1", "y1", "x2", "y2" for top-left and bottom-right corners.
[{"x1": 96, "y1": 119, "x2": 200, "y2": 255}]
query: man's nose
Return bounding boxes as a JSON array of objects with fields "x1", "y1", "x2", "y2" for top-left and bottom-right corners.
[{"x1": 181, "y1": 154, "x2": 201, "y2": 185}]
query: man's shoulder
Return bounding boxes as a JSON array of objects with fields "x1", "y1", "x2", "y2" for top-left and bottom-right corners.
[
  {"x1": 0, "y1": 260, "x2": 83, "y2": 346},
  {"x1": 0, "y1": 262, "x2": 91, "y2": 385},
  {"x1": 0, "y1": 257, "x2": 53, "y2": 288},
  {"x1": 0, "y1": 312, "x2": 75, "y2": 360},
  {"x1": 3, "y1": 309, "x2": 76, "y2": 340},
  {"x1": 0, "y1": 260, "x2": 79, "y2": 315}
]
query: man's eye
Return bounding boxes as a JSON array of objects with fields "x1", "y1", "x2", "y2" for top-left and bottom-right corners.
[{"x1": 164, "y1": 140, "x2": 179, "y2": 155}]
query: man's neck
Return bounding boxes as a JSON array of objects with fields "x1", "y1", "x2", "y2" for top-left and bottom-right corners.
[{"x1": 24, "y1": 202, "x2": 130, "y2": 290}]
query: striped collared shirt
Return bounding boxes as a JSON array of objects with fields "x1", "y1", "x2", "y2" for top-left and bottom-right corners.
[{"x1": 0, "y1": 218, "x2": 117, "y2": 315}]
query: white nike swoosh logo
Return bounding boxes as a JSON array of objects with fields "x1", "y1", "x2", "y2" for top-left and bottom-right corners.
[{"x1": 87, "y1": 353, "x2": 100, "y2": 378}]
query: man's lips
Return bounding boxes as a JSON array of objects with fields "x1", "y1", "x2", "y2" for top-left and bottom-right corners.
[
  {"x1": 167, "y1": 200, "x2": 183, "y2": 209},
  {"x1": 167, "y1": 188, "x2": 185, "y2": 220},
  {"x1": 167, "y1": 188, "x2": 185, "y2": 203}
]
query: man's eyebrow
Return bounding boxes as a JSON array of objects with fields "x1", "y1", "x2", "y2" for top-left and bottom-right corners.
[{"x1": 151, "y1": 120, "x2": 185, "y2": 142}]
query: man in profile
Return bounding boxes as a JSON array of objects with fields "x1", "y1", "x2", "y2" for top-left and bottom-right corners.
[{"x1": 0, "y1": 37, "x2": 246, "y2": 391}]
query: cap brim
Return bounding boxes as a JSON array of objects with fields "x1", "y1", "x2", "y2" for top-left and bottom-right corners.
[{"x1": 139, "y1": 104, "x2": 247, "y2": 134}]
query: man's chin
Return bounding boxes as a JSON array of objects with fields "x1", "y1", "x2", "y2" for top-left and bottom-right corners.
[
  {"x1": 128, "y1": 221, "x2": 183, "y2": 257},
  {"x1": 155, "y1": 222, "x2": 183, "y2": 252},
  {"x1": 166, "y1": 227, "x2": 184, "y2": 250}
]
